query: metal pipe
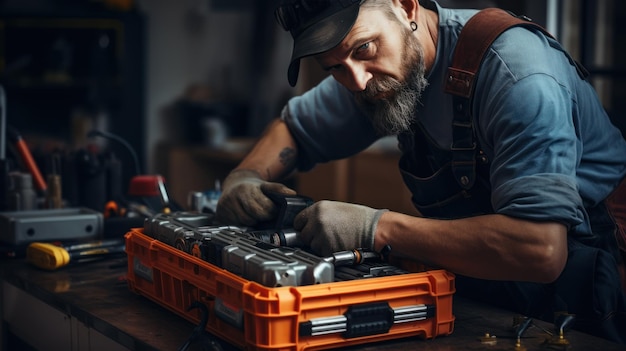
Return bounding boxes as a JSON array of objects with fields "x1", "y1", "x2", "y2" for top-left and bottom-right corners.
[{"x1": 546, "y1": 0, "x2": 560, "y2": 39}]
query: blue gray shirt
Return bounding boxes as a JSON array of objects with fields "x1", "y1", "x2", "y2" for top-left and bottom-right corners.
[{"x1": 281, "y1": 2, "x2": 626, "y2": 236}]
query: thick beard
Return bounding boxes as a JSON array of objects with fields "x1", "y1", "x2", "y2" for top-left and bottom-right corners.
[{"x1": 354, "y1": 28, "x2": 429, "y2": 136}]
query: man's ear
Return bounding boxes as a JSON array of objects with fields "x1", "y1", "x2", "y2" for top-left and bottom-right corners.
[{"x1": 397, "y1": 0, "x2": 419, "y2": 22}]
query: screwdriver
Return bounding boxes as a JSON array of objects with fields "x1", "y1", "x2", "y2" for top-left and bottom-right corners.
[
  {"x1": 156, "y1": 175, "x2": 171, "y2": 214},
  {"x1": 26, "y1": 238, "x2": 126, "y2": 270}
]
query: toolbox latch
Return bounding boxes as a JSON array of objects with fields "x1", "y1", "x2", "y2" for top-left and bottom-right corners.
[{"x1": 344, "y1": 302, "x2": 394, "y2": 338}]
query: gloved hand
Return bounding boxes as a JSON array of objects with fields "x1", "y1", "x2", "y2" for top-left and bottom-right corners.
[
  {"x1": 294, "y1": 200, "x2": 388, "y2": 257},
  {"x1": 215, "y1": 169, "x2": 296, "y2": 226}
]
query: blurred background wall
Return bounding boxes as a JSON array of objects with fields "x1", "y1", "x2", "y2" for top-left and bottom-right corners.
[{"x1": 1, "y1": 0, "x2": 624, "y2": 210}]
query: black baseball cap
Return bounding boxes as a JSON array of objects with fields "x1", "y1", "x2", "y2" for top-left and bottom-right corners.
[{"x1": 275, "y1": 0, "x2": 364, "y2": 86}]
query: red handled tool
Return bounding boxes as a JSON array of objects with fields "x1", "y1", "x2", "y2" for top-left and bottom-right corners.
[
  {"x1": 128, "y1": 174, "x2": 171, "y2": 214},
  {"x1": 8, "y1": 127, "x2": 47, "y2": 192}
]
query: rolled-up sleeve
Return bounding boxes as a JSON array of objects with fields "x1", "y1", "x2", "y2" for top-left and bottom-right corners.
[
  {"x1": 493, "y1": 174, "x2": 585, "y2": 229},
  {"x1": 480, "y1": 73, "x2": 585, "y2": 229}
]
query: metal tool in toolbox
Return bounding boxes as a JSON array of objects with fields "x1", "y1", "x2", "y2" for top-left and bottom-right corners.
[
  {"x1": 143, "y1": 191, "x2": 409, "y2": 287},
  {"x1": 144, "y1": 212, "x2": 411, "y2": 287}
]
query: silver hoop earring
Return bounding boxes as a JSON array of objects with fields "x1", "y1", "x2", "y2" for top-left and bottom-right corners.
[{"x1": 410, "y1": 21, "x2": 418, "y2": 31}]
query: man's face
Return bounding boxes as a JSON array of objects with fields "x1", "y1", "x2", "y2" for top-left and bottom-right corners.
[{"x1": 315, "y1": 6, "x2": 428, "y2": 135}]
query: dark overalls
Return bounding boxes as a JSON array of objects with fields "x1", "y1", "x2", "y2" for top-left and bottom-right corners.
[{"x1": 397, "y1": 122, "x2": 626, "y2": 343}]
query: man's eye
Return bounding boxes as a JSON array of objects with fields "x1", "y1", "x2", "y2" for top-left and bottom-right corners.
[
  {"x1": 355, "y1": 42, "x2": 374, "y2": 59},
  {"x1": 358, "y1": 42, "x2": 370, "y2": 52}
]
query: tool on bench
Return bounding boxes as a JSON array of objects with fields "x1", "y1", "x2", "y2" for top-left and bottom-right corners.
[
  {"x1": 6, "y1": 171, "x2": 37, "y2": 211},
  {"x1": 8, "y1": 126, "x2": 47, "y2": 193},
  {"x1": 26, "y1": 237, "x2": 125, "y2": 270},
  {"x1": 127, "y1": 174, "x2": 179, "y2": 215},
  {"x1": 0, "y1": 207, "x2": 103, "y2": 246},
  {"x1": 46, "y1": 153, "x2": 63, "y2": 209}
]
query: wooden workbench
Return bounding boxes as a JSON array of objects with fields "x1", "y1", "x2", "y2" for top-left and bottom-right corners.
[{"x1": 0, "y1": 257, "x2": 624, "y2": 351}]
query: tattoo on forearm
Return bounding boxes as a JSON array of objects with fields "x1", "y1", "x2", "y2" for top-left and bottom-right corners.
[
  {"x1": 264, "y1": 147, "x2": 296, "y2": 180},
  {"x1": 279, "y1": 147, "x2": 296, "y2": 168}
]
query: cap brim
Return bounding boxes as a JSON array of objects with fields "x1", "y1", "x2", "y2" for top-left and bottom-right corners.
[{"x1": 287, "y1": 3, "x2": 360, "y2": 86}]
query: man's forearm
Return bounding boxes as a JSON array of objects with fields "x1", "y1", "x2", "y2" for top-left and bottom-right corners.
[
  {"x1": 375, "y1": 212, "x2": 568, "y2": 282},
  {"x1": 235, "y1": 118, "x2": 299, "y2": 181}
]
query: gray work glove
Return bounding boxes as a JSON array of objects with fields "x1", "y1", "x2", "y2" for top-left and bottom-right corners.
[
  {"x1": 215, "y1": 169, "x2": 296, "y2": 226},
  {"x1": 294, "y1": 200, "x2": 388, "y2": 257}
]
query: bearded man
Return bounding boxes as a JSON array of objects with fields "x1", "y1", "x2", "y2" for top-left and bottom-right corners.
[{"x1": 215, "y1": 0, "x2": 626, "y2": 343}]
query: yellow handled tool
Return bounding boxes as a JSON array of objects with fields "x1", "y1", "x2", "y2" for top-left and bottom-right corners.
[{"x1": 26, "y1": 239, "x2": 125, "y2": 270}]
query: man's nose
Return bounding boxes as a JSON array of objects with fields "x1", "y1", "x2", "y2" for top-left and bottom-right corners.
[{"x1": 343, "y1": 64, "x2": 372, "y2": 92}]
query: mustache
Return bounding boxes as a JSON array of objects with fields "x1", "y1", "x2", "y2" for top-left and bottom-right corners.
[{"x1": 355, "y1": 75, "x2": 403, "y2": 103}]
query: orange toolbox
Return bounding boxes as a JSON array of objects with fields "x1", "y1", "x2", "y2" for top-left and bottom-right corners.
[{"x1": 125, "y1": 225, "x2": 455, "y2": 350}]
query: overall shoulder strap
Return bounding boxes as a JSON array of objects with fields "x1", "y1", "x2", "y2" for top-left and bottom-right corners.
[
  {"x1": 445, "y1": 8, "x2": 557, "y2": 98},
  {"x1": 444, "y1": 8, "x2": 557, "y2": 190}
]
